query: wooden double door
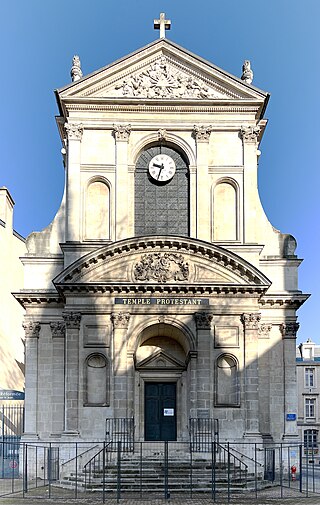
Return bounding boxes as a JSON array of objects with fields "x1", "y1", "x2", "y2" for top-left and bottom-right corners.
[{"x1": 144, "y1": 382, "x2": 177, "y2": 441}]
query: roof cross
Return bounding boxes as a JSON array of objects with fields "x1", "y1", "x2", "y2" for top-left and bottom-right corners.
[{"x1": 154, "y1": 12, "x2": 171, "y2": 38}]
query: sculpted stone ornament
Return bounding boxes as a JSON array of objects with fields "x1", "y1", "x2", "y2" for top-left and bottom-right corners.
[
  {"x1": 258, "y1": 323, "x2": 272, "y2": 338},
  {"x1": 193, "y1": 125, "x2": 212, "y2": 142},
  {"x1": 134, "y1": 253, "x2": 189, "y2": 283},
  {"x1": 113, "y1": 124, "x2": 131, "y2": 141},
  {"x1": 70, "y1": 55, "x2": 83, "y2": 82},
  {"x1": 241, "y1": 60, "x2": 253, "y2": 84},
  {"x1": 158, "y1": 129, "x2": 167, "y2": 141},
  {"x1": 194, "y1": 312, "x2": 213, "y2": 329},
  {"x1": 240, "y1": 125, "x2": 261, "y2": 143},
  {"x1": 114, "y1": 56, "x2": 221, "y2": 99},
  {"x1": 241, "y1": 313, "x2": 261, "y2": 330},
  {"x1": 50, "y1": 322, "x2": 66, "y2": 338},
  {"x1": 65, "y1": 122, "x2": 84, "y2": 141},
  {"x1": 62, "y1": 312, "x2": 81, "y2": 329},
  {"x1": 23, "y1": 321, "x2": 41, "y2": 338},
  {"x1": 111, "y1": 312, "x2": 130, "y2": 329},
  {"x1": 280, "y1": 322, "x2": 300, "y2": 338}
]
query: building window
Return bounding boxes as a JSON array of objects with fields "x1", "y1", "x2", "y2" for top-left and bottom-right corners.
[
  {"x1": 305, "y1": 398, "x2": 316, "y2": 419},
  {"x1": 305, "y1": 367, "x2": 315, "y2": 388},
  {"x1": 304, "y1": 429, "x2": 318, "y2": 452}
]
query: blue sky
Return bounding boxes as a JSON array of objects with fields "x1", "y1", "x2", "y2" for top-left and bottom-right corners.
[{"x1": 1, "y1": 0, "x2": 319, "y2": 343}]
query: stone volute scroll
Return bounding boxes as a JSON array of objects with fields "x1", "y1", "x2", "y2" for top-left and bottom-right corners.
[
  {"x1": 193, "y1": 125, "x2": 212, "y2": 143},
  {"x1": 111, "y1": 312, "x2": 130, "y2": 330},
  {"x1": 62, "y1": 311, "x2": 82, "y2": 329},
  {"x1": 194, "y1": 312, "x2": 213, "y2": 330},
  {"x1": 240, "y1": 125, "x2": 261, "y2": 144},
  {"x1": 64, "y1": 122, "x2": 84, "y2": 141},
  {"x1": 113, "y1": 124, "x2": 131, "y2": 142},
  {"x1": 70, "y1": 55, "x2": 83, "y2": 82},
  {"x1": 23, "y1": 322, "x2": 41, "y2": 338},
  {"x1": 241, "y1": 60, "x2": 253, "y2": 85},
  {"x1": 280, "y1": 322, "x2": 300, "y2": 339},
  {"x1": 133, "y1": 253, "x2": 189, "y2": 283},
  {"x1": 50, "y1": 322, "x2": 66, "y2": 338}
]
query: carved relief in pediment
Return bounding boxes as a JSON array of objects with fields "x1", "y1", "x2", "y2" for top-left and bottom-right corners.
[{"x1": 133, "y1": 252, "x2": 189, "y2": 283}]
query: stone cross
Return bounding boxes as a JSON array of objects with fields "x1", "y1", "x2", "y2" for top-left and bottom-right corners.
[{"x1": 154, "y1": 12, "x2": 171, "y2": 38}]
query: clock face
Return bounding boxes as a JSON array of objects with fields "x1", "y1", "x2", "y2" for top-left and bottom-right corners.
[{"x1": 148, "y1": 154, "x2": 176, "y2": 182}]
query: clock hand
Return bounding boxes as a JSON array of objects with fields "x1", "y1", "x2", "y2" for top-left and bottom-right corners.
[
  {"x1": 157, "y1": 163, "x2": 164, "y2": 180},
  {"x1": 152, "y1": 163, "x2": 163, "y2": 169}
]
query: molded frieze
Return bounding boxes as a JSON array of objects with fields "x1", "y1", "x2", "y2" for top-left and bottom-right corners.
[
  {"x1": 113, "y1": 124, "x2": 131, "y2": 141},
  {"x1": 134, "y1": 253, "x2": 189, "y2": 283},
  {"x1": 241, "y1": 313, "x2": 261, "y2": 330},
  {"x1": 62, "y1": 311, "x2": 82, "y2": 329},
  {"x1": 111, "y1": 312, "x2": 130, "y2": 329},
  {"x1": 194, "y1": 312, "x2": 213, "y2": 329},
  {"x1": 23, "y1": 322, "x2": 41, "y2": 338},
  {"x1": 64, "y1": 122, "x2": 84, "y2": 141},
  {"x1": 50, "y1": 322, "x2": 66, "y2": 338},
  {"x1": 280, "y1": 322, "x2": 300, "y2": 339}
]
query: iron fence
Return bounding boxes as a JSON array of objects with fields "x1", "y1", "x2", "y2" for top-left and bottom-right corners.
[{"x1": 0, "y1": 440, "x2": 320, "y2": 501}]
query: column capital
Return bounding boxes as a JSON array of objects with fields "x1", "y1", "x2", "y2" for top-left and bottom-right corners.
[
  {"x1": 194, "y1": 312, "x2": 213, "y2": 329},
  {"x1": 62, "y1": 311, "x2": 82, "y2": 329},
  {"x1": 280, "y1": 322, "x2": 300, "y2": 339},
  {"x1": 23, "y1": 321, "x2": 41, "y2": 338},
  {"x1": 64, "y1": 122, "x2": 84, "y2": 141},
  {"x1": 50, "y1": 321, "x2": 66, "y2": 338},
  {"x1": 193, "y1": 124, "x2": 212, "y2": 143},
  {"x1": 241, "y1": 312, "x2": 261, "y2": 330},
  {"x1": 240, "y1": 125, "x2": 261, "y2": 143},
  {"x1": 113, "y1": 124, "x2": 131, "y2": 141},
  {"x1": 111, "y1": 312, "x2": 130, "y2": 329},
  {"x1": 258, "y1": 323, "x2": 272, "y2": 338}
]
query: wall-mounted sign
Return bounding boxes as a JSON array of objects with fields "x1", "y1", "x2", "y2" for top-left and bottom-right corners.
[
  {"x1": 115, "y1": 297, "x2": 209, "y2": 306},
  {"x1": 164, "y1": 408, "x2": 174, "y2": 416},
  {"x1": 0, "y1": 390, "x2": 25, "y2": 401},
  {"x1": 286, "y1": 413, "x2": 296, "y2": 421}
]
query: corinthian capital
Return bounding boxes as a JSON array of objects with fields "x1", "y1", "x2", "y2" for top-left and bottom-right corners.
[
  {"x1": 193, "y1": 125, "x2": 212, "y2": 142},
  {"x1": 240, "y1": 125, "x2": 261, "y2": 143},
  {"x1": 62, "y1": 311, "x2": 82, "y2": 329},
  {"x1": 113, "y1": 124, "x2": 131, "y2": 141},
  {"x1": 23, "y1": 321, "x2": 41, "y2": 338},
  {"x1": 50, "y1": 321, "x2": 66, "y2": 338},
  {"x1": 65, "y1": 122, "x2": 84, "y2": 141},
  {"x1": 111, "y1": 312, "x2": 130, "y2": 329},
  {"x1": 241, "y1": 313, "x2": 261, "y2": 330},
  {"x1": 194, "y1": 312, "x2": 213, "y2": 329},
  {"x1": 280, "y1": 322, "x2": 300, "y2": 339},
  {"x1": 258, "y1": 323, "x2": 272, "y2": 338}
]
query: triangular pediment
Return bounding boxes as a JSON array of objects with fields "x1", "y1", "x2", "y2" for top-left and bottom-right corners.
[
  {"x1": 53, "y1": 236, "x2": 271, "y2": 296},
  {"x1": 57, "y1": 39, "x2": 268, "y2": 103},
  {"x1": 135, "y1": 349, "x2": 186, "y2": 371}
]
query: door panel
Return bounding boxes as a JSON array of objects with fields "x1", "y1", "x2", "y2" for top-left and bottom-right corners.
[{"x1": 145, "y1": 382, "x2": 176, "y2": 441}]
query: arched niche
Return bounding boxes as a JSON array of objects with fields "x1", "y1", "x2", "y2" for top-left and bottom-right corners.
[
  {"x1": 212, "y1": 179, "x2": 238, "y2": 241},
  {"x1": 215, "y1": 353, "x2": 240, "y2": 406},
  {"x1": 84, "y1": 353, "x2": 110, "y2": 406},
  {"x1": 85, "y1": 179, "x2": 110, "y2": 240}
]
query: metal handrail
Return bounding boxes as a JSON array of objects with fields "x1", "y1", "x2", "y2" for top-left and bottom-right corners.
[
  {"x1": 61, "y1": 444, "x2": 99, "y2": 466},
  {"x1": 216, "y1": 442, "x2": 248, "y2": 472},
  {"x1": 224, "y1": 444, "x2": 263, "y2": 467}
]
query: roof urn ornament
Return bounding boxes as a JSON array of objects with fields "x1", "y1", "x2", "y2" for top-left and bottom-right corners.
[
  {"x1": 241, "y1": 60, "x2": 253, "y2": 85},
  {"x1": 71, "y1": 55, "x2": 83, "y2": 82}
]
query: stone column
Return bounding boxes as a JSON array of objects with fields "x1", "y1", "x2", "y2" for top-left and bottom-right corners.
[
  {"x1": 113, "y1": 124, "x2": 131, "y2": 241},
  {"x1": 50, "y1": 321, "x2": 66, "y2": 435},
  {"x1": 193, "y1": 125, "x2": 212, "y2": 241},
  {"x1": 240, "y1": 125, "x2": 261, "y2": 244},
  {"x1": 23, "y1": 321, "x2": 41, "y2": 437},
  {"x1": 62, "y1": 311, "x2": 81, "y2": 434},
  {"x1": 65, "y1": 122, "x2": 83, "y2": 242},
  {"x1": 188, "y1": 351, "x2": 198, "y2": 418},
  {"x1": 111, "y1": 312, "x2": 130, "y2": 417},
  {"x1": 280, "y1": 322, "x2": 300, "y2": 441},
  {"x1": 194, "y1": 312, "x2": 213, "y2": 416},
  {"x1": 241, "y1": 313, "x2": 261, "y2": 437},
  {"x1": 127, "y1": 351, "x2": 135, "y2": 418}
]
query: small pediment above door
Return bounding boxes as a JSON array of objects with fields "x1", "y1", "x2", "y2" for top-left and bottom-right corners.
[{"x1": 135, "y1": 350, "x2": 186, "y2": 371}]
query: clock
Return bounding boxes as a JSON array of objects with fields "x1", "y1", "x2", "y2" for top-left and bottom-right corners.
[{"x1": 148, "y1": 154, "x2": 176, "y2": 182}]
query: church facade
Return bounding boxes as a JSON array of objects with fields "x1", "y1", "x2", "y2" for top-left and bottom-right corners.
[{"x1": 15, "y1": 31, "x2": 308, "y2": 446}]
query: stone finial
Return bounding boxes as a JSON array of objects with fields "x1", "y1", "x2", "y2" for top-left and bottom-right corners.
[
  {"x1": 71, "y1": 55, "x2": 83, "y2": 82},
  {"x1": 241, "y1": 60, "x2": 253, "y2": 85},
  {"x1": 154, "y1": 12, "x2": 171, "y2": 38}
]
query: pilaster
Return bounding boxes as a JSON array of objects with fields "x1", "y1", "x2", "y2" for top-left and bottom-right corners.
[
  {"x1": 22, "y1": 321, "x2": 41, "y2": 437},
  {"x1": 193, "y1": 125, "x2": 212, "y2": 241},
  {"x1": 62, "y1": 311, "x2": 81, "y2": 434},
  {"x1": 65, "y1": 122, "x2": 83, "y2": 242},
  {"x1": 113, "y1": 124, "x2": 131, "y2": 241},
  {"x1": 50, "y1": 321, "x2": 66, "y2": 435},
  {"x1": 194, "y1": 312, "x2": 213, "y2": 415},
  {"x1": 111, "y1": 312, "x2": 130, "y2": 417}
]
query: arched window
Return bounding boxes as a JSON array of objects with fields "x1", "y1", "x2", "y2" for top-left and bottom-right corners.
[
  {"x1": 213, "y1": 181, "x2": 237, "y2": 241},
  {"x1": 84, "y1": 353, "x2": 109, "y2": 406},
  {"x1": 85, "y1": 180, "x2": 110, "y2": 239},
  {"x1": 135, "y1": 145, "x2": 189, "y2": 236},
  {"x1": 215, "y1": 354, "x2": 239, "y2": 406}
]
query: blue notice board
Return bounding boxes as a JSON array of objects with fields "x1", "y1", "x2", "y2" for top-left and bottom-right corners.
[{"x1": 286, "y1": 413, "x2": 296, "y2": 421}]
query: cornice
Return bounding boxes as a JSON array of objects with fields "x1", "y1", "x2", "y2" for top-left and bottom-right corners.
[
  {"x1": 13, "y1": 290, "x2": 64, "y2": 308},
  {"x1": 259, "y1": 293, "x2": 310, "y2": 309}
]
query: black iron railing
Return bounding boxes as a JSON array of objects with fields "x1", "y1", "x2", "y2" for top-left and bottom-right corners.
[
  {"x1": 189, "y1": 417, "x2": 219, "y2": 452},
  {"x1": 105, "y1": 417, "x2": 134, "y2": 452}
]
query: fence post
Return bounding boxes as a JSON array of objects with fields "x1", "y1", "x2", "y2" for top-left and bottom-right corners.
[
  {"x1": 227, "y1": 442, "x2": 230, "y2": 503},
  {"x1": 212, "y1": 441, "x2": 216, "y2": 502},
  {"x1": 117, "y1": 440, "x2": 121, "y2": 502},
  {"x1": 280, "y1": 443, "x2": 283, "y2": 498},
  {"x1": 103, "y1": 441, "x2": 106, "y2": 504},
  {"x1": 299, "y1": 444, "x2": 302, "y2": 493},
  {"x1": 48, "y1": 443, "x2": 52, "y2": 499},
  {"x1": 23, "y1": 443, "x2": 28, "y2": 494},
  {"x1": 164, "y1": 441, "x2": 169, "y2": 500}
]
